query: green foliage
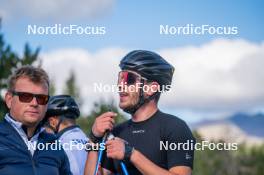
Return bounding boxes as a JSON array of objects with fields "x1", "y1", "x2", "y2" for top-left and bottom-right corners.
[
  {"x1": 64, "y1": 70, "x2": 82, "y2": 107},
  {"x1": 49, "y1": 79, "x2": 56, "y2": 96},
  {"x1": 0, "y1": 98, "x2": 6, "y2": 121},
  {"x1": 77, "y1": 99, "x2": 127, "y2": 134},
  {"x1": 235, "y1": 144, "x2": 264, "y2": 175},
  {"x1": 0, "y1": 26, "x2": 40, "y2": 120},
  {"x1": 193, "y1": 132, "x2": 264, "y2": 175}
]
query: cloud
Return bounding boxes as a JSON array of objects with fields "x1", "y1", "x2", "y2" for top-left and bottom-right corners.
[
  {"x1": 0, "y1": 0, "x2": 115, "y2": 21},
  {"x1": 40, "y1": 39, "x2": 264, "y2": 120},
  {"x1": 159, "y1": 39, "x2": 264, "y2": 113},
  {"x1": 40, "y1": 47, "x2": 126, "y2": 113}
]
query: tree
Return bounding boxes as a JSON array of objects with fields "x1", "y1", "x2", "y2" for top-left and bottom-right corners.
[
  {"x1": 0, "y1": 19, "x2": 40, "y2": 120},
  {"x1": 49, "y1": 79, "x2": 56, "y2": 96},
  {"x1": 64, "y1": 70, "x2": 82, "y2": 107},
  {"x1": 192, "y1": 131, "x2": 264, "y2": 175},
  {"x1": 77, "y1": 99, "x2": 127, "y2": 133}
]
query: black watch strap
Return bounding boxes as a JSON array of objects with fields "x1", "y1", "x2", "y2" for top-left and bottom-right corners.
[
  {"x1": 123, "y1": 142, "x2": 134, "y2": 162},
  {"x1": 89, "y1": 130, "x2": 103, "y2": 144}
]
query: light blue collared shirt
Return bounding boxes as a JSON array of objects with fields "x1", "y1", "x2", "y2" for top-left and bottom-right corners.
[{"x1": 5, "y1": 113, "x2": 45, "y2": 155}]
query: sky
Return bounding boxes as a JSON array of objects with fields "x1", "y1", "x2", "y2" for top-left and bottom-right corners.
[{"x1": 0, "y1": 0, "x2": 264, "y2": 123}]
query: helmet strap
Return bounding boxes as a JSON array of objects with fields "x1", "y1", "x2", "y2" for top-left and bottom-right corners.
[
  {"x1": 45, "y1": 122, "x2": 56, "y2": 133},
  {"x1": 54, "y1": 116, "x2": 64, "y2": 134},
  {"x1": 123, "y1": 79, "x2": 159, "y2": 115}
]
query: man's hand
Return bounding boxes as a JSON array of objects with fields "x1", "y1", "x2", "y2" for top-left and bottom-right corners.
[
  {"x1": 92, "y1": 112, "x2": 117, "y2": 137},
  {"x1": 106, "y1": 137, "x2": 126, "y2": 160}
]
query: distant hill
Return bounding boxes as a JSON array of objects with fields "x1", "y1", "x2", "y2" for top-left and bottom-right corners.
[
  {"x1": 192, "y1": 112, "x2": 264, "y2": 145},
  {"x1": 230, "y1": 113, "x2": 264, "y2": 137}
]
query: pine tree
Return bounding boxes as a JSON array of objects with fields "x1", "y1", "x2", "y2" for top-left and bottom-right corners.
[
  {"x1": 64, "y1": 70, "x2": 82, "y2": 107},
  {"x1": 0, "y1": 19, "x2": 40, "y2": 120}
]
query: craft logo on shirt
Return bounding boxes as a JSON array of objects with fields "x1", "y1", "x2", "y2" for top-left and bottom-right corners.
[{"x1": 132, "y1": 130, "x2": 145, "y2": 134}]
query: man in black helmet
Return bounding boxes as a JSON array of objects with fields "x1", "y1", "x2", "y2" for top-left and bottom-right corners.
[
  {"x1": 85, "y1": 50, "x2": 195, "y2": 175},
  {"x1": 44, "y1": 95, "x2": 88, "y2": 175}
]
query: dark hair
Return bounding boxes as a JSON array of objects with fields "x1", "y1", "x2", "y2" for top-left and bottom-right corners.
[{"x1": 8, "y1": 65, "x2": 49, "y2": 91}]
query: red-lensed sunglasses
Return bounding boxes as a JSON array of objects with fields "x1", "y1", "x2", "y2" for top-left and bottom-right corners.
[
  {"x1": 11, "y1": 91, "x2": 49, "y2": 105},
  {"x1": 118, "y1": 70, "x2": 147, "y2": 85}
]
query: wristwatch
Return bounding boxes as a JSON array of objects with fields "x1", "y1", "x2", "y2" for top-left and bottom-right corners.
[
  {"x1": 89, "y1": 130, "x2": 103, "y2": 144},
  {"x1": 124, "y1": 142, "x2": 134, "y2": 162}
]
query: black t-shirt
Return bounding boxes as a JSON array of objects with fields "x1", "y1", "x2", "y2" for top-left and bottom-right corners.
[{"x1": 101, "y1": 110, "x2": 195, "y2": 175}]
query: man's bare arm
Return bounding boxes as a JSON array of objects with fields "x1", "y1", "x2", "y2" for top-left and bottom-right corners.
[
  {"x1": 84, "y1": 151, "x2": 98, "y2": 175},
  {"x1": 130, "y1": 149, "x2": 192, "y2": 175}
]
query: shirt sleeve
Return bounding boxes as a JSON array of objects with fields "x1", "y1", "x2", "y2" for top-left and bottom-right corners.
[{"x1": 164, "y1": 119, "x2": 195, "y2": 169}]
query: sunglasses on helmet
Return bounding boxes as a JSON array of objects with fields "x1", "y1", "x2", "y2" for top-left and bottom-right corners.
[
  {"x1": 11, "y1": 91, "x2": 50, "y2": 105},
  {"x1": 118, "y1": 70, "x2": 147, "y2": 85}
]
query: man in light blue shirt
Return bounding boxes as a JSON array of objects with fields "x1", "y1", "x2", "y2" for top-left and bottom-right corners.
[{"x1": 44, "y1": 95, "x2": 88, "y2": 175}]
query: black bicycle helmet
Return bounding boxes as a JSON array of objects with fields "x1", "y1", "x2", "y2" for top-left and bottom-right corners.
[
  {"x1": 45, "y1": 95, "x2": 80, "y2": 119},
  {"x1": 119, "y1": 50, "x2": 174, "y2": 114},
  {"x1": 119, "y1": 50, "x2": 174, "y2": 89}
]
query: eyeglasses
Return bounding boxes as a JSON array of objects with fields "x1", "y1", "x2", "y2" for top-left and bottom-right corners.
[
  {"x1": 118, "y1": 70, "x2": 147, "y2": 85},
  {"x1": 11, "y1": 91, "x2": 49, "y2": 105}
]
